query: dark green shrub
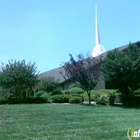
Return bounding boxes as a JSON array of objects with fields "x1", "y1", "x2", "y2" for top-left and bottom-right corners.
[
  {"x1": 135, "y1": 96, "x2": 140, "y2": 106},
  {"x1": 4, "y1": 97, "x2": 47, "y2": 104},
  {"x1": 51, "y1": 95, "x2": 64, "y2": 103},
  {"x1": 0, "y1": 99, "x2": 7, "y2": 104},
  {"x1": 31, "y1": 97, "x2": 47, "y2": 103},
  {"x1": 51, "y1": 90, "x2": 63, "y2": 96},
  {"x1": 7, "y1": 97, "x2": 24, "y2": 104},
  {"x1": 109, "y1": 94, "x2": 116, "y2": 105},
  {"x1": 34, "y1": 91, "x2": 45, "y2": 97},
  {"x1": 69, "y1": 96, "x2": 82, "y2": 104}
]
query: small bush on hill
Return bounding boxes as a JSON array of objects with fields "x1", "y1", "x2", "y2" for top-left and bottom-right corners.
[{"x1": 51, "y1": 90, "x2": 63, "y2": 96}]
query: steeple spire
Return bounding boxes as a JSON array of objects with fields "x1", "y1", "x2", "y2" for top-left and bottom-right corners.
[{"x1": 92, "y1": 5, "x2": 105, "y2": 57}]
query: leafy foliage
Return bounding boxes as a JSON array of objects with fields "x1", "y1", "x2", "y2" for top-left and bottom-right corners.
[
  {"x1": 101, "y1": 42, "x2": 140, "y2": 106},
  {"x1": 38, "y1": 76, "x2": 59, "y2": 92},
  {"x1": 51, "y1": 95, "x2": 65, "y2": 103},
  {"x1": 65, "y1": 87, "x2": 84, "y2": 94},
  {"x1": 61, "y1": 54, "x2": 102, "y2": 104},
  {"x1": 0, "y1": 97, "x2": 48, "y2": 104},
  {"x1": 0, "y1": 60, "x2": 39, "y2": 97},
  {"x1": 34, "y1": 90, "x2": 45, "y2": 97},
  {"x1": 69, "y1": 82, "x2": 83, "y2": 89},
  {"x1": 69, "y1": 96, "x2": 82, "y2": 104},
  {"x1": 51, "y1": 90, "x2": 63, "y2": 96}
]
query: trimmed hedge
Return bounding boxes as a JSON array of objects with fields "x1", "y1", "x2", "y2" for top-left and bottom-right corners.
[
  {"x1": 51, "y1": 94, "x2": 83, "y2": 104},
  {"x1": 0, "y1": 97, "x2": 48, "y2": 104}
]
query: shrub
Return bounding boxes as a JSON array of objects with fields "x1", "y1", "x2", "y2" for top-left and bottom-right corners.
[
  {"x1": 65, "y1": 87, "x2": 84, "y2": 94},
  {"x1": 69, "y1": 96, "x2": 82, "y2": 104},
  {"x1": 40, "y1": 92, "x2": 51, "y2": 103},
  {"x1": 95, "y1": 95, "x2": 109, "y2": 105},
  {"x1": 51, "y1": 90, "x2": 63, "y2": 96},
  {"x1": 0, "y1": 99, "x2": 7, "y2": 104},
  {"x1": 0, "y1": 97, "x2": 47, "y2": 104},
  {"x1": 135, "y1": 96, "x2": 140, "y2": 106},
  {"x1": 63, "y1": 94, "x2": 71, "y2": 103},
  {"x1": 51, "y1": 95, "x2": 64, "y2": 103},
  {"x1": 109, "y1": 94, "x2": 116, "y2": 105},
  {"x1": 34, "y1": 91, "x2": 45, "y2": 97}
]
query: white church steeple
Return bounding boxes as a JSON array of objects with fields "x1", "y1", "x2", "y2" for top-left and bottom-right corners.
[{"x1": 92, "y1": 5, "x2": 105, "y2": 57}]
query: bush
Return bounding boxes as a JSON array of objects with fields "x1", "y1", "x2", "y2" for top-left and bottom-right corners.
[
  {"x1": 0, "y1": 99, "x2": 7, "y2": 104},
  {"x1": 63, "y1": 94, "x2": 71, "y2": 103},
  {"x1": 51, "y1": 95, "x2": 64, "y2": 103},
  {"x1": 95, "y1": 95, "x2": 109, "y2": 105},
  {"x1": 51, "y1": 90, "x2": 63, "y2": 96},
  {"x1": 34, "y1": 91, "x2": 45, "y2": 97},
  {"x1": 65, "y1": 87, "x2": 84, "y2": 94},
  {"x1": 51, "y1": 94, "x2": 83, "y2": 103},
  {"x1": 69, "y1": 96, "x2": 82, "y2": 104},
  {"x1": 40, "y1": 92, "x2": 51, "y2": 103},
  {"x1": 120, "y1": 95, "x2": 140, "y2": 107},
  {"x1": 0, "y1": 97, "x2": 47, "y2": 104},
  {"x1": 109, "y1": 94, "x2": 116, "y2": 105}
]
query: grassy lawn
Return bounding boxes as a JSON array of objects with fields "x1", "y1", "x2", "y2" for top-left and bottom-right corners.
[{"x1": 0, "y1": 104, "x2": 140, "y2": 140}]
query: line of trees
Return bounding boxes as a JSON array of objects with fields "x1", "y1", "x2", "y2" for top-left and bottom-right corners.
[{"x1": 1, "y1": 41, "x2": 140, "y2": 106}]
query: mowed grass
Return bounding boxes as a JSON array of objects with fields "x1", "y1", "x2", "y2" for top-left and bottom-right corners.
[{"x1": 0, "y1": 104, "x2": 140, "y2": 140}]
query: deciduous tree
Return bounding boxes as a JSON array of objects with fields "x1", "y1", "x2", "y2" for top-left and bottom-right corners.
[
  {"x1": 61, "y1": 54, "x2": 102, "y2": 104},
  {"x1": 101, "y1": 42, "x2": 140, "y2": 105},
  {"x1": 0, "y1": 60, "x2": 39, "y2": 97}
]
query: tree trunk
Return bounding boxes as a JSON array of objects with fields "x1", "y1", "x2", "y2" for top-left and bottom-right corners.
[{"x1": 87, "y1": 91, "x2": 91, "y2": 105}]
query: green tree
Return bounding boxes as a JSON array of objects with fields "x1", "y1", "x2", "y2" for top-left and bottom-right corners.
[
  {"x1": 0, "y1": 60, "x2": 39, "y2": 97},
  {"x1": 101, "y1": 42, "x2": 140, "y2": 104},
  {"x1": 38, "y1": 76, "x2": 60, "y2": 92},
  {"x1": 61, "y1": 54, "x2": 102, "y2": 104}
]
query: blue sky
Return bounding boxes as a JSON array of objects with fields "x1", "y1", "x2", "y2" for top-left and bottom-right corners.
[{"x1": 0, "y1": 0, "x2": 140, "y2": 73}]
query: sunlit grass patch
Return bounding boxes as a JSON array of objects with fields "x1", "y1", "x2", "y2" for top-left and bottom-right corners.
[{"x1": 0, "y1": 104, "x2": 139, "y2": 140}]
